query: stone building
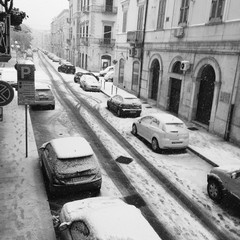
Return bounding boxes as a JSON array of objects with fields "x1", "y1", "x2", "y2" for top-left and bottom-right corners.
[
  {"x1": 115, "y1": 0, "x2": 240, "y2": 145},
  {"x1": 68, "y1": 0, "x2": 117, "y2": 71},
  {"x1": 51, "y1": 9, "x2": 70, "y2": 60}
]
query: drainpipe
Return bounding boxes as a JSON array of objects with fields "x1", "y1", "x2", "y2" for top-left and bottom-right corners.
[
  {"x1": 137, "y1": 0, "x2": 149, "y2": 98},
  {"x1": 224, "y1": 54, "x2": 240, "y2": 141}
]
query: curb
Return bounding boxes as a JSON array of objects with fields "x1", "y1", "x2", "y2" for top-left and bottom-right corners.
[{"x1": 187, "y1": 146, "x2": 219, "y2": 167}]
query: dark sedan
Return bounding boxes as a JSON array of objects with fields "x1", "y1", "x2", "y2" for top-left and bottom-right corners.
[
  {"x1": 39, "y1": 136, "x2": 102, "y2": 196},
  {"x1": 107, "y1": 94, "x2": 142, "y2": 117},
  {"x1": 58, "y1": 63, "x2": 76, "y2": 74}
]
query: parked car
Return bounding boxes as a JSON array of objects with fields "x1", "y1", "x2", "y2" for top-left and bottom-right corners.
[
  {"x1": 58, "y1": 63, "x2": 76, "y2": 74},
  {"x1": 132, "y1": 113, "x2": 189, "y2": 152},
  {"x1": 207, "y1": 165, "x2": 240, "y2": 202},
  {"x1": 99, "y1": 65, "x2": 114, "y2": 77},
  {"x1": 30, "y1": 83, "x2": 55, "y2": 110},
  {"x1": 52, "y1": 55, "x2": 60, "y2": 62},
  {"x1": 39, "y1": 136, "x2": 102, "y2": 196},
  {"x1": 104, "y1": 69, "x2": 114, "y2": 82},
  {"x1": 74, "y1": 70, "x2": 98, "y2": 83},
  {"x1": 80, "y1": 75, "x2": 101, "y2": 91},
  {"x1": 107, "y1": 94, "x2": 142, "y2": 117},
  {"x1": 57, "y1": 197, "x2": 161, "y2": 240}
]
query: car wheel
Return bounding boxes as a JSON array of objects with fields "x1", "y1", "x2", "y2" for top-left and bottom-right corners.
[
  {"x1": 132, "y1": 124, "x2": 138, "y2": 136},
  {"x1": 207, "y1": 180, "x2": 223, "y2": 202},
  {"x1": 152, "y1": 137, "x2": 160, "y2": 152},
  {"x1": 74, "y1": 78, "x2": 77, "y2": 83},
  {"x1": 51, "y1": 105, "x2": 55, "y2": 110}
]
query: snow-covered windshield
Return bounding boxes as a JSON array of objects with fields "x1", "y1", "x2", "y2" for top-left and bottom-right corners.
[
  {"x1": 55, "y1": 155, "x2": 97, "y2": 175},
  {"x1": 124, "y1": 98, "x2": 140, "y2": 104},
  {"x1": 163, "y1": 123, "x2": 186, "y2": 132}
]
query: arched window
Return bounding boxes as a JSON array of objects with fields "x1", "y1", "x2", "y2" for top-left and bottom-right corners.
[{"x1": 132, "y1": 61, "x2": 140, "y2": 92}]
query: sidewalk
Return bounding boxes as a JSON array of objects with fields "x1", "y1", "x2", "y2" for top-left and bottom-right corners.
[
  {"x1": 0, "y1": 71, "x2": 56, "y2": 239},
  {"x1": 100, "y1": 81, "x2": 240, "y2": 167}
]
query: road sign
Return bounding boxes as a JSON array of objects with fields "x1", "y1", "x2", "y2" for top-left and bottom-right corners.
[
  {"x1": 16, "y1": 60, "x2": 35, "y2": 105},
  {"x1": 0, "y1": 80, "x2": 14, "y2": 106}
]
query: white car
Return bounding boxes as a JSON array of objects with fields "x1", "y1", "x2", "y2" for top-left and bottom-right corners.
[
  {"x1": 104, "y1": 69, "x2": 114, "y2": 82},
  {"x1": 99, "y1": 65, "x2": 114, "y2": 76},
  {"x1": 132, "y1": 113, "x2": 189, "y2": 152},
  {"x1": 57, "y1": 197, "x2": 161, "y2": 240},
  {"x1": 80, "y1": 75, "x2": 101, "y2": 91}
]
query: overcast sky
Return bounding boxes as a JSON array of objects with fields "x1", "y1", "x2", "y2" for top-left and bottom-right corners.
[{"x1": 14, "y1": 0, "x2": 69, "y2": 30}]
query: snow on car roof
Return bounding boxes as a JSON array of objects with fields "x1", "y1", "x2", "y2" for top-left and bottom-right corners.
[
  {"x1": 50, "y1": 137, "x2": 93, "y2": 159},
  {"x1": 148, "y1": 113, "x2": 184, "y2": 124},
  {"x1": 61, "y1": 197, "x2": 161, "y2": 240}
]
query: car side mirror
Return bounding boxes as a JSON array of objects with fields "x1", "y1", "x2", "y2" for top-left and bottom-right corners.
[{"x1": 58, "y1": 222, "x2": 71, "y2": 232}]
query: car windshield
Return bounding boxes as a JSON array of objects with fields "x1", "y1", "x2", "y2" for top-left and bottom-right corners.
[
  {"x1": 124, "y1": 97, "x2": 140, "y2": 104},
  {"x1": 163, "y1": 123, "x2": 185, "y2": 132},
  {"x1": 55, "y1": 155, "x2": 97, "y2": 175},
  {"x1": 36, "y1": 89, "x2": 51, "y2": 96}
]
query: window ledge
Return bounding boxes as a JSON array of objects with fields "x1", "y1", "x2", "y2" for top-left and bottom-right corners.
[{"x1": 206, "y1": 18, "x2": 223, "y2": 26}]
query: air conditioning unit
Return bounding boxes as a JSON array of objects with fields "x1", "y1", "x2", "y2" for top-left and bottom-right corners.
[
  {"x1": 174, "y1": 27, "x2": 184, "y2": 38},
  {"x1": 180, "y1": 61, "x2": 190, "y2": 71},
  {"x1": 128, "y1": 47, "x2": 141, "y2": 58}
]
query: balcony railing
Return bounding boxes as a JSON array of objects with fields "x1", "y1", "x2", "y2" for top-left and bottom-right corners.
[
  {"x1": 127, "y1": 30, "x2": 143, "y2": 46},
  {"x1": 91, "y1": 5, "x2": 117, "y2": 14},
  {"x1": 76, "y1": 37, "x2": 115, "y2": 48}
]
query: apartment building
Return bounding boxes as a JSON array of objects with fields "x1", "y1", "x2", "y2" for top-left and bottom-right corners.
[
  {"x1": 51, "y1": 9, "x2": 70, "y2": 60},
  {"x1": 115, "y1": 0, "x2": 240, "y2": 145},
  {"x1": 68, "y1": 0, "x2": 117, "y2": 72}
]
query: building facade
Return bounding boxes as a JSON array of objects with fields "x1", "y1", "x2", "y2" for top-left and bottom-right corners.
[
  {"x1": 51, "y1": 9, "x2": 70, "y2": 60},
  {"x1": 114, "y1": 0, "x2": 240, "y2": 146},
  {"x1": 68, "y1": 0, "x2": 117, "y2": 71}
]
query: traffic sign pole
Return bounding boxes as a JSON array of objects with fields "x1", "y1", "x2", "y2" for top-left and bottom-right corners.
[{"x1": 25, "y1": 105, "x2": 28, "y2": 158}]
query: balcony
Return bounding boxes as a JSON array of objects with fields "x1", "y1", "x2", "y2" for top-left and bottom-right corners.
[
  {"x1": 91, "y1": 5, "x2": 117, "y2": 14},
  {"x1": 127, "y1": 30, "x2": 143, "y2": 46},
  {"x1": 82, "y1": 5, "x2": 90, "y2": 13},
  {"x1": 98, "y1": 38, "x2": 115, "y2": 48},
  {"x1": 76, "y1": 37, "x2": 115, "y2": 48},
  {"x1": 0, "y1": 14, "x2": 11, "y2": 62}
]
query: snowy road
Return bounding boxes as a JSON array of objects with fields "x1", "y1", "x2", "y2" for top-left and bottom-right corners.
[{"x1": 29, "y1": 52, "x2": 240, "y2": 240}]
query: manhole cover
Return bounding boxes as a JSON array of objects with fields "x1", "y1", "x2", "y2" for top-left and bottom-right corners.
[
  {"x1": 188, "y1": 127, "x2": 198, "y2": 131},
  {"x1": 116, "y1": 156, "x2": 133, "y2": 164}
]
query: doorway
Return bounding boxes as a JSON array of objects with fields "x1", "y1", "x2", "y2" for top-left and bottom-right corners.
[
  {"x1": 149, "y1": 59, "x2": 160, "y2": 101},
  {"x1": 169, "y1": 78, "x2": 181, "y2": 114},
  {"x1": 196, "y1": 65, "x2": 215, "y2": 125}
]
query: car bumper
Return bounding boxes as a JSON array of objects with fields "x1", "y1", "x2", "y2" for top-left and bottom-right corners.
[
  {"x1": 30, "y1": 100, "x2": 55, "y2": 106},
  {"x1": 161, "y1": 138, "x2": 189, "y2": 149},
  {"x1": 121, "y1": 108, "x2": 141, "y2": 115},
  {"x1": 52, "y1": 177, "x2": 102, "y2": 193},
  {"x1": 85, "y1": 86, "x2": 101, "y2": 91}
]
